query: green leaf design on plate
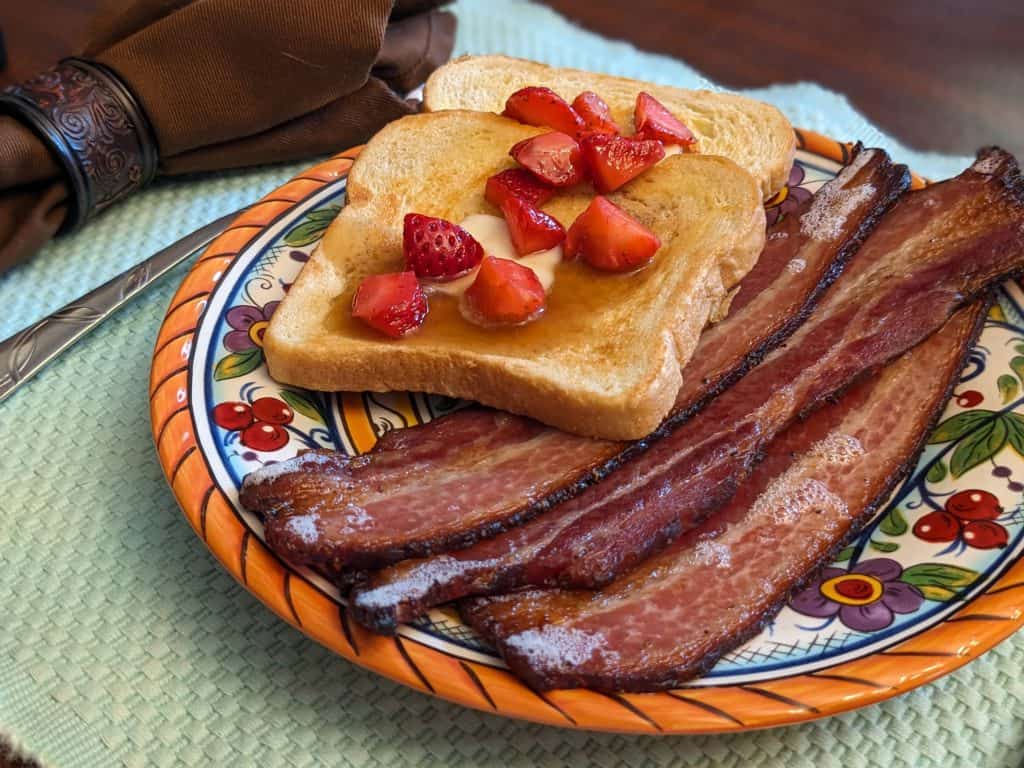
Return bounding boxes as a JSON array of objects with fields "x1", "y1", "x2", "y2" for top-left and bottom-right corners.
[
  {"x1": 927, "y1": 460, "x2": 947, "y2": 483},
  {"x1": 1015, "y1": 343, "x2": 1024, "y2": 356},
  {"x1": 868, "y1": 539, "x2": 899, "y2": 553},
  {"x1": 833, "y1": 546, "x2": 854, "y2": 563},
  {"x1": 998, "y1": 374, "x2": 1020, "y2": 404},
  {"x1": 283, "y1": 206, "x2": 341, "y2": 247},
  {"x1": 283, "y1": 221, "x2": 328, "y2": 247},
  {"x1": 1005, "y1": 412, "x2": 1024, "y2": 458},
  {"x1": 1012, "y1": 356, "x2": 1024, "y2": 385},
  {"x1": 928, "y1": 410, "x2": 995, "y2": 444},
  {"x1": 950, "y1": 416, "x2": 1008, "y2": 477},
  {"x1": 213, "y1": 348, "x2": 262, "y2": 381},
  {"x1": 306, "y1": 206, "x2": 341, "y2": 221},
  {"x1": 879, "y1": 507, "x2": 908, "y2": 536},
  {"x1": 901, "y1": 563, "x2": 979, "y2": 589},
  {"x1": 280, "y1": 389, "x2": 324, "y2": 423},
  {"x1": 916, "y1": 584, "x2": 959, "y2": 602}
]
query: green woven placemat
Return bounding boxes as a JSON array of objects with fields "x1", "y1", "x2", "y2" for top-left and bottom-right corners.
[{"x1": 2, "y1": 2, "x2": 1021, "y2": 766}]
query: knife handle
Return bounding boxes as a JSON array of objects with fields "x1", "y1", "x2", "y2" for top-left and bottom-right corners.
[{"x1": 0, "y1": 209, "x2": 242, "y2": 404}]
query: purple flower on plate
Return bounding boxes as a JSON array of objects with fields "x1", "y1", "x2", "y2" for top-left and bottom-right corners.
[
  {"x1": 789, "y1": 558, "x2": 924, "y2": 632},
  {"x1": 765, "y1": 163, "x2": 814, "y2": 227},
  {"x1": 223, "y1": 301, "x2": 279, "y2": 352}
]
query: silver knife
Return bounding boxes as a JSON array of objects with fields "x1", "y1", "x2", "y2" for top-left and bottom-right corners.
[{"x1": 0, "y1": 208, "x2": 245, "y2": 404}]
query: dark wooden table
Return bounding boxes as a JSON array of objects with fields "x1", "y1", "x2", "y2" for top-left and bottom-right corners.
[
  {"x1": 1, "y1": 1, "x2": 1021, "y2": 160},
  {"x1": 543, "y1": 0, "x2": 1024, "y2": 159}
]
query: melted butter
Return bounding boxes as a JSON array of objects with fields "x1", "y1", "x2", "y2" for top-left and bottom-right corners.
[
  {"x1": 661, "y1": 143, "x2": 684, "y2": 161},
  {"x1": 424, "y1": 214, "x2": 561, "y2": 299}
]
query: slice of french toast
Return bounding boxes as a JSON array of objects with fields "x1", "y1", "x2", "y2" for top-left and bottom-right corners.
[
  {"x1": 424, "y1": 54, "x2": 794, "y2": 200},
  {"x1": 264, "y1": 110, "x2": 765, "y2": 439}
]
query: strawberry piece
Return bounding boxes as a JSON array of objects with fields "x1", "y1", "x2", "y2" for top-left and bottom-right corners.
[
  {"x1": 565, "y1": 196, "x2": 660, "y2": 272},
  {"x1": 503, "y1": 86, "x2": 585, "y2": 136},
  {"x1": 464, "y1": 256, "x2": 546, "y2": 325},
  {"x1": 500, "y1": 196, "x2": 565, "y2": 255},
  {"x1": 572, "y1": 91, "x2": 619, "y2": 135},
  {"x1": 485, "y1": 168, "x2": 555, "y2": 210},
  {"x1": 580, "y1": 133, "x2": 665, "y2": 193},
  {"x1": 510, "y1": 132, "x2": 586, "y2": 187},
  {"x1": 352, "y1": 271, "x2": 428, "y2": 338},
  {"x1": 634, "y1": 92, "x2": 697, "y2": 146},
  {"x1": 403, "y1": 213, "x2": 484, "y2": 281}
]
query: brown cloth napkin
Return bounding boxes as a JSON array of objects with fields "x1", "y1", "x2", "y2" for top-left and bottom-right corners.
[{"x1": 0, "y1": 0, "x2": 455, "y2": 273}]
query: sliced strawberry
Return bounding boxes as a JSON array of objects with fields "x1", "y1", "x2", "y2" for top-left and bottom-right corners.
[
  {"x1": 352, "y1": 271, "x2": 428, "y2": 338},
  {"x1": 634, "y1": 92, "x2": 697, "y2": 146},
  {"x1": 500, "y1": 196, "x2": 565, "y2": 255},
  {"x1": 580, "y1": 133, "x2": 665, "y2": 193},
  {"x1": 464, "y1": 256, "x2": 546, "y2": 325},
  {"x1": 485, "y1": 168, "x2": 555, "y2": 210},
  {"x1": 565, "y1": 196, "x2": 660, "y2": 272},
  {"x1": 510, "y1": 132, "x2": 586, "y2": 187},
  {"x1": 403, "y1": 213, "x2": 484, "y2": 281},
  {"x1": 572, "y1": 91, "x2": 619, "y2": 135},
  {"x1": 503, "y1": 86, "x2": 584, "y2": 136}
]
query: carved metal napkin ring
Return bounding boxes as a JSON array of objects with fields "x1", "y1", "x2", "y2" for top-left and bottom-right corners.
[{"x1": 0, "y1": 57, "x2": 158, "y2": 233}]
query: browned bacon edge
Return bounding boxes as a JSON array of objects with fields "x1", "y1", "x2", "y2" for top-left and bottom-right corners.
[
  {"x1": 348, "y1": 147, "x2": 1024, "y2": 632},
  {"x1": 239, "y1": 148, "x2": 909, "y2": 571},
  {"x1": 461, "y1": 301, "x2": 988, "y2": 691}
]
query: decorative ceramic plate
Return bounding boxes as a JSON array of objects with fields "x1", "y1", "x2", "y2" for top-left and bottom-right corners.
[{"x1": 151, "y1": 131, "x2": 1024, "y2": 734}]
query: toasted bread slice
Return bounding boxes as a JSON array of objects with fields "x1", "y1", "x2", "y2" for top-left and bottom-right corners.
[
  {"x1": 424, "y1": 55, "x2": 794, "y2": 200},
  {"x1": 264, "y1": 110, "x2": 765, "y2": 440}
]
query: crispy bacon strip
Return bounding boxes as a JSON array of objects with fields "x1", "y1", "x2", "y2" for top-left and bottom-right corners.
[
  {"x1": 350, "y1": 148, "x2": 1024, "y2": 631},
  {"x1": 462, "y1": 302, "x2": 987, "y2": 691},
  {"x1": 240, "y1": 148, "x2": 908, "y2": 571}
]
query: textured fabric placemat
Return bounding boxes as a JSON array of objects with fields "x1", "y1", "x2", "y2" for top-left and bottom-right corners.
[{"x1": 1, "y1": 2, "x2": 1021, "y2": 766}]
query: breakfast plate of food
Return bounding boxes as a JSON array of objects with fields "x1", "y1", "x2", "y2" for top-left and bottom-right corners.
[{"x1": 150, "y1": 56, "x2": 1024, "y2": 732}]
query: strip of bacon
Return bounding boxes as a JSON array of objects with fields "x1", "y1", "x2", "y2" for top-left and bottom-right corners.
[
  {"x1": 350, "y1": 148, "x2": 1024, "y2": 631},
  {"x1": 240, "y1": 147, "x2": 908, "y2": 571},
  {"x1": 462, "y1": 302, "x2": 987, "y2": 691}
]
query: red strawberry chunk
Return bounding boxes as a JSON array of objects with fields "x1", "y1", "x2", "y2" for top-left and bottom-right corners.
[
  {"x1": 503, "y1": 86, "x2": 585, "y2": 136},
  {"x1": 500, "y1": 196, "x2": 565, "y2": 255},
  {"x1": 634, "y1": 92, "x2": 697, "y2": 146},
  {"x1": 485, "y1": 168, "x2": 555, "y2": 210},
  {"x1": 572, "y1": 91, "x2": 619, "y2": 135},
  {"x1": 403, "y1": 213, "x2": 484, "y2": 281},
  {"x1": 565, "y1": 196, "x2": 661, "y2": 272},
  {"x1": 352, "y1": 271, "x2": 428, "y2": 338},
  {"x1": 464, "y1": 256, "x2": 546, "y2": 325},
  {"x1": 510, "y1": 132, "x2": 586, "y2": 187},
  {"x1": 580, "y1": 133, "x2": 665, "y2": 193}
]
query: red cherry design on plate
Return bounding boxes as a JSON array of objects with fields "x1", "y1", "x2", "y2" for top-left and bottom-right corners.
[
  {"x1": 240, "y1": 421, "x2": 289, "y2": 451},
  {"x1": 251, "y1": 397, "x2": 294, "y2": 425},
  {"x1": 962, "y1": 520, "x2": 1009, "y2": 549},
  {"x1": 213, "y1": 401, "x2": 253, "y2": 431},
  {"x1": 912, "y1": 510, "x2": 960, "y2": 543},
  {"x1": 955, "y1": 390, "x2": 984, "y2": 408},
  {"x1": 946, "y1": 489, "x2": 1002, "y2": 521}
]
